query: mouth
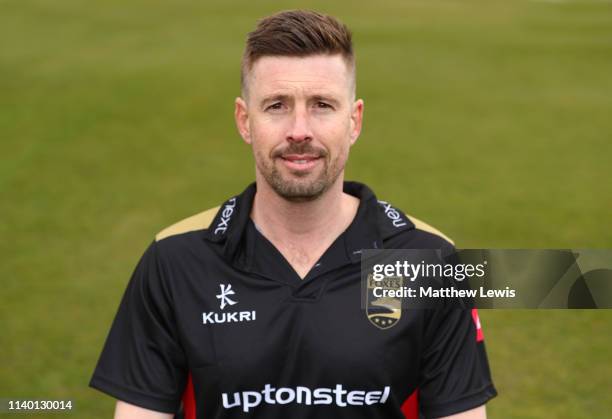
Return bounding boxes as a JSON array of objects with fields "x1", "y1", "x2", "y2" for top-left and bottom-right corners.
[{"x1": 279, "y1": 154, "x2": 322, "y2": 172}]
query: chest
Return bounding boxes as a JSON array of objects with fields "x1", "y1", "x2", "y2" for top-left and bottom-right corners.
[
  {"x1": 173, "y1": 265, "x2": 425, "y2": 387},
  {"x1": 273, "y1": 239, "x2": 336, "y2": 280}
]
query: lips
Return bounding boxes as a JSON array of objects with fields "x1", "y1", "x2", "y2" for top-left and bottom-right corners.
[
  {"x1": 279, "y1": 154, "x2": 321, "y2": 171},
  {"x1": 282, "y1": 154, "x2": 320, "y2": 163}
]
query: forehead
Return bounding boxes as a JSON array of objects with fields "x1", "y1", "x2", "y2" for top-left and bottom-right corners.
[{"x1": 247, "y1": 54, "x2": 352, "y2": 99}]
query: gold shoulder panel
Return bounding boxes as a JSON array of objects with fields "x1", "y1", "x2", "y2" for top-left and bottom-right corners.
[
  {"x1": 155, "y1": 206, "x2": 220, "y2": 241},
  {"x1": 405, "y1": 214, "x2": 455, "y2": 246},
  {"x1": 155, "y1": 207, "x2": 454, "y2": 245}
]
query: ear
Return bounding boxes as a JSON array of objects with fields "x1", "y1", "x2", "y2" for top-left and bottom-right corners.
[
  {"x1": 234, "y1": 97, "x2": 251, "y2": 144},
  {"x1": 349, "y1": 99, "x2": 364, "y2": 146}
]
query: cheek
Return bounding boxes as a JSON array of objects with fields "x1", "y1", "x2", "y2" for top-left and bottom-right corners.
[
  {"x1": 250, "y1": 119, "x2": 270, "y2": 140},
  {"x1": 317, "y1": 117, "x2": 352, "y2": 150},
  {"x1": 336, "y1": 142, "x2": 351, "y2": 165},
  {"x1": 314, "y1": 113, "x2": 350, "y2": 131},
  {"x1": 249, "y1": 119, "x2": 283, "y2": 150}
]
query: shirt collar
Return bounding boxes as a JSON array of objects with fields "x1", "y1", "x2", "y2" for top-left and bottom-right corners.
[{"x1": 203, "y1": 181, "x2": 415, "y2": 269}]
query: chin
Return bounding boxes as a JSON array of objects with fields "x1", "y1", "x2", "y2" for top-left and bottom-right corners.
[{"x1": 271, "y1": 178, "x2": 330, "y2": 202}]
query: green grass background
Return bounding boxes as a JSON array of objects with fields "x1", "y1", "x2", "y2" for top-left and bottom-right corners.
[{"x1": 1, "y1": 0, "x2": 611, "y2": 417}]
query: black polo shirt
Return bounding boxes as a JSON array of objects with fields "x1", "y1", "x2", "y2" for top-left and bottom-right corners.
[{"x1": 90, "y1": 181, "x2": 497, "y2": 418}]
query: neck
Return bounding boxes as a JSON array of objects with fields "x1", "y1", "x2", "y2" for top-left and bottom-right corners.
[
  {"x1": 250, "y1": 175, "x2": 360, "y2": 279},
  {"x1": 252, "y1": 177, "x2": 355, "y2": 236}
]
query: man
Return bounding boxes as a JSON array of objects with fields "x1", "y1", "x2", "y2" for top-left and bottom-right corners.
[{"x1": 90, "y1": 10, "x2": 497, "y2": 419}]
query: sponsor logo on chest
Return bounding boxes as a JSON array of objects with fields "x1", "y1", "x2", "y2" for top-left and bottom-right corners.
[
  {"x1": 202, "y1": 283, "x2": 256, "y2": 325},
  {"x1": 222, "y1": 384, "x2": 391, "y2": 413}
]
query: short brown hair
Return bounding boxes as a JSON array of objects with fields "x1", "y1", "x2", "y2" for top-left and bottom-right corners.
[{"x1": 241, "y1": 10, "x2": 355, "y2": 96}]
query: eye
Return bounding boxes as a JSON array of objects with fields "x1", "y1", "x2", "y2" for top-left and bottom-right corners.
[
  {"x1": 265, "y1": 102, "x2": 283, "y2": 111},
  {"x1": 315, "y1": 101, "x2": 333, "y2": 110}
]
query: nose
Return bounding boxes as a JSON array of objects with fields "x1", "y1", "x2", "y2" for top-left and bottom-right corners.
[{"x1": 286, "y1": 107, "x2": 313, "y2": 143}]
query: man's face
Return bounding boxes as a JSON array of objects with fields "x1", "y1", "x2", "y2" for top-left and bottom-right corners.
[{"x1": 235, "y1": 54, "x2": 364, "y2": 201}]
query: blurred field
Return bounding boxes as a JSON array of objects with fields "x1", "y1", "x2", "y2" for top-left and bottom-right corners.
[{"x1": 1, "y1": 0, "x2": 611, "y2": 417}]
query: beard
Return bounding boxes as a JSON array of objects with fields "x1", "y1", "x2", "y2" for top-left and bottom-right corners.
[{"x1": 255, "y1": 142, "x2": 346, "y2": 202}]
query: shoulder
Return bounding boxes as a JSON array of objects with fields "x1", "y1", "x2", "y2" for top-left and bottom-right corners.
[
  {"x1": 374, "y1": 198, "x2": 455, "y2": 249},
  {"x1": 404, "y1": 213, "x2": 455, "y2": 246},
  {"x1": 155, "y1": 206, "x2": 220, "y2": 242}
]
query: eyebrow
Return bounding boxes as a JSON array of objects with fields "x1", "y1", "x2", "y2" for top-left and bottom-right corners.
[
  {"x1": 259, "y1": 93, "x2": 341, "y2": 107},
  {"x1": 260, "y1": 94, "x2": 291, "y2": 106}
]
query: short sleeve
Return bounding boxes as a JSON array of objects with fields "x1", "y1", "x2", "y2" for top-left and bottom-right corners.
[
  {"x1": 418, "y1": 308, "x2": 497, "y2": 418},
  {"x1": 89, "y1": 241, "x2": 188, "y2": 413}
]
